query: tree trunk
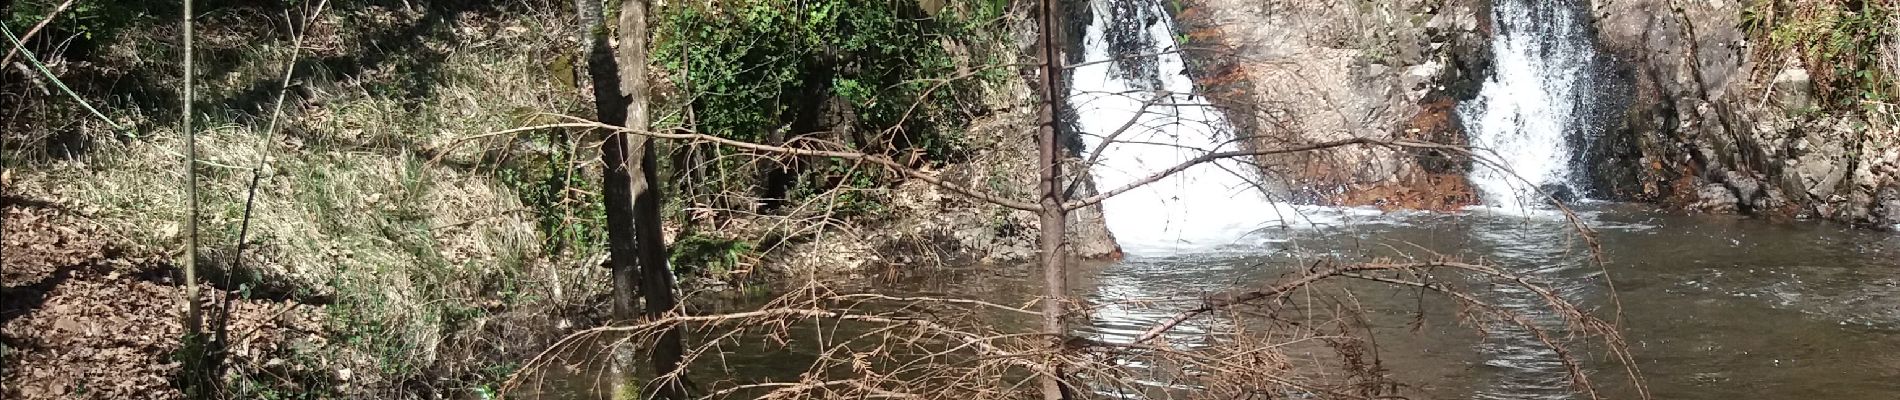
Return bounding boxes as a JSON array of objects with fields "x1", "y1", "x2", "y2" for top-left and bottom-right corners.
[
  {"x1": 1035, "y1": 0, "x2": 1072, "y2": 398},
  {"x1": 180, "y1": 0, "x2": 214, "y2": 396},
  {"x1": 579, "y1": 0, "x2": 684, "y2": 398},
  {"x1": 576, "y1": 0, "x2": 639, "y2": 397},
  {"x1": 616, "y1": 1, "x2": 688, "y2": 398}
]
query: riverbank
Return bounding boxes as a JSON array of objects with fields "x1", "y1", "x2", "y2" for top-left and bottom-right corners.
[{"x1": 1, "y1": 1, "x2": 1111, "y2": 397}]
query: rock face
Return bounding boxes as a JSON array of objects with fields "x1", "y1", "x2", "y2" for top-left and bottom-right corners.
[
  {"x1": 1591, "y1": 0, "x2": 1900, "y2": 228},
  {"x1": 1169, "y1": 0, "x2": 1490, "y2": 209}
]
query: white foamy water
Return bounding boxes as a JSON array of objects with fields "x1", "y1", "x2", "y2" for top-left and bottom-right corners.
[
  {"x1": 1457, "y1": 0, "x2": 1598, "y2": 212},
  {"x1": 1072, "y1": 2, "x2": 1366, "y2": 255}
]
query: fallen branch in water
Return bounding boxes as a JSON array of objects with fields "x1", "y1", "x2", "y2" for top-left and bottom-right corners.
[
  {"x1": 1130, "y1": 259, "x2": 1647, "y2": 400},
  {"x1": 500, "y1": 256, "x2": 1648, "y2": 399}
]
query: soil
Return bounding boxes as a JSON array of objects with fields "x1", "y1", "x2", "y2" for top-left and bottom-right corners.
[{"x1": 2, "y1": 196, "x2": 326, "y2": 399}]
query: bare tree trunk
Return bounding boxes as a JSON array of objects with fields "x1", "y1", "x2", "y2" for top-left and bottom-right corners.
[
  {"x1": 180, "y1": 0, "x2": 210, "y2": 396},
  {"x1": 576, "y1": 0, "x2": 641, "y2": 397},
  {"x1": 1035, "y1": 0, "x2": 1072, "y2": 398},
  {"x1": 579, "y1": 0, "x2": 685, "y2": 398},
  {"x1": 616, "y1": 1, "x2": 687, "y2": 398}
]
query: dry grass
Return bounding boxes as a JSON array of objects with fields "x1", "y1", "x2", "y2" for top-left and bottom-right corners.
[{"x1": 4, "y1": 2, "x2": 614, "y2": 397}]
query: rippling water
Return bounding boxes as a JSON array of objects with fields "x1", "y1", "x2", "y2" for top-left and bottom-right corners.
[
  {"x1": 749, "y1": 205, "x2": 1900, "y2": 399},
  {"x1": 536, "y1": 205, "x2": 1900, "y2": 399},
  {"x1": 1069, "y1": 205, "x2": 1900, "y2": 399}
]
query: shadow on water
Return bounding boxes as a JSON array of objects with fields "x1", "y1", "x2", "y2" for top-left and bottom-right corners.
[{"x1": 527, "y1": 204, "x2": 1900, "y2": 399}]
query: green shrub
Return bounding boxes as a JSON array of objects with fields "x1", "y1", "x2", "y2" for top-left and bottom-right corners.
[
  {"x1": 669, "y1": 233, "x2": 755, "y2": 275},
  {"x1": 1744, "y1": 0, "x2": 1897, "y2": 108},
  {"x1": 653, "y1": 0, "x2": 1006, "y2": 215},
  {"x1": 4, "y1": 0, "x2": 148, "y2": 41}
]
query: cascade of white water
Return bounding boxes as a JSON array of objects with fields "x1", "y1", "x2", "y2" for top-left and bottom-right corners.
[
  {"x1": 1458, "y1": 0, "x2": 1598, "y2": 211},
  {"x1": 1073, "y1": 2, "x2": 1347, "y2": 255}
]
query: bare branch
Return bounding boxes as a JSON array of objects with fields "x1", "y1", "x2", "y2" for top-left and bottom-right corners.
[
  {"x1": 0, "y1": 0, "x2": 76, "y2": 67},
  {"x1": 1066, "y1": 138, "x2": 1465, "y2": 211},
  {"x1": 466, "y1": 120, "x2": 1045, "y2": 211},
  {"x1": 1066, "y1": 91, "x2": 1168, "y2": 195}
]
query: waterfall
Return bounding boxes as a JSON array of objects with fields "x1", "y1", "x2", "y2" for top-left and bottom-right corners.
[
  {"x1": 1073, "y1": 1, "x2": 1347, "y2": 255},
  {"x1": 1457, "y1": 0, "x2": 1599, "y2": 211}
]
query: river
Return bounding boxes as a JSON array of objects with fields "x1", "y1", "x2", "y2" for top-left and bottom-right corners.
[
  {"x1": 673, "y1": 205, "x2": 1900, "y2": 399},
  {"x1": 1071, "y1": 205, "x2": 1900, "y2": 399},
  {"x1": 524, "y1": 0, "x2": 1900, "y2": 396}
]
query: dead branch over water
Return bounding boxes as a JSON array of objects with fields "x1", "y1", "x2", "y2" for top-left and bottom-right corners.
[
  {"x1": 502, "y1": 259, "x2": 1647, "y2": 400},
  {"x1": 457, "y1": 120, "x2": 1466, "y2": 214}
]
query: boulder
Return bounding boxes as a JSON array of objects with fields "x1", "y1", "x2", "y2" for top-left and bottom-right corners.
[
  {"x1": 1539, "y1": 183, "x2": 1577, "y2": 205},
  {"x1": 1771, "y1": 68, "x2": 1814, "y2": 112},
  {"x1": 1694, "y1": 183, "x2": 1740, "y2": 213}
]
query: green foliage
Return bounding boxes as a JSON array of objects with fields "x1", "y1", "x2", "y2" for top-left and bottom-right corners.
[
  {"x1": 1744, "y1": 0, "x2": 1897, "y2": 109},
  {"x1": 669, "y1": 233, "x2": 755, "y2": 275},
  {"x1": 655, "y1": 0, "x2": 1004, "y2": 214},
  {"x1": 467, "y1": 362, "x2": 521, "y2": 400},
  {"x1": 3, "y1": 0, "x2": 147, "y2": 41},
  {"x1": 496, "y1": 129, "x2": 608, "y2": 255},
  {"x1": 790, "y1": 163, "x2": 890, "y2": 217}
]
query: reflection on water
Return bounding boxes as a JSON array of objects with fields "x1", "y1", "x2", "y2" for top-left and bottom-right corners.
[
  {"x1": 539, "y1": 206, "x2": 1900, "y2": 399},
  {"x1": 1068, "y1": 204, "x2": 1900, "y2": 399}
]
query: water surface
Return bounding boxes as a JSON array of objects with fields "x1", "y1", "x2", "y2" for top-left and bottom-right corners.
[{"x1": 839, "y1": 205, "x2": 1900, "y2": 399}]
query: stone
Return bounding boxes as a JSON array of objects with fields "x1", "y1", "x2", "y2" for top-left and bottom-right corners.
[
  {"x1": 1721, "y1": 170, "x2": 1762, "y2": 205},
  {"x1": 1539, "y1": 184, "x2": 1577, "y2": 205},
  {"x1": 1171, "y1": 0, "x2": 1484, "y2": 205},
  {"x1": 1372, "y1": 61, "x2": 1395, "y2": 75},
  {"x1": 1425, "y1": 12, "x2": 1451, "y2": 31},
  {"x1": 1404, "y1": 61, "x2": 1444, "y2": 91},
  {"x1": 1695, "y1": 183, "x2": 1740, "y2": 213},
  {"x1": 1795, "y1": 159, "x2": 1842, "y2": 200},
  {"x1": 1877, "y1": 187, "x2": 1900, "y2": 227},
  {"x1": 1772, "y1": 68, "x2": 1814, "y2": 112},
  {"x1": 1847, "y1": 190, "x2": 1877, "y2": 221}
]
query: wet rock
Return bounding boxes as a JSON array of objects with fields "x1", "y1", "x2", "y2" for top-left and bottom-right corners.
[
  {"x1": 1694, "y1": 184, "x2": 1741, "y2": 213},
  {"x1": 1366, "y1": 63, "x2": 1392, "y2": 79},
  {"x1": 1590, "y1": 0, "x2": 1897, "y2": 227},
  {"x1": 1404, "y1": 61, "x2": 1445, "y2": 91},
  {"x1": 1874, "y1": 187, "x2": 1900, "y2": 228},
  {"x1": 1425, "y1": 7, "x2": 1479, "y2": 33},
  {"x1": 1846, "y1": 190, "x2": 1878, "y2": 222},
  {"x1": 1792, "y1": 120, "x2": 1856, "y2": 202},
  {"x1": 1540, "y1": 184, "x2": 1577, "y2": 205},
  {"x1": 1720, "y1": 170, "x2": 1764, "y2": 207}
]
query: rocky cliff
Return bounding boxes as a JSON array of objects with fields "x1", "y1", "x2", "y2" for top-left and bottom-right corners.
[
  {"x1": 1172, "y1": 0, "x2": 1898, "y2": 228},
  {"x1": 1591, "y1": 0, "x2": 1900, "y2": 228},
  {"x1": 1169, "y1": 0, "x2": 1491, "y2": 209}
]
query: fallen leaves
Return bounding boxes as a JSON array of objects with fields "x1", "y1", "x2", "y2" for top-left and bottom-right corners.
[{"x1": 2, "y1": 202, "x2": 325, "y2": 400}]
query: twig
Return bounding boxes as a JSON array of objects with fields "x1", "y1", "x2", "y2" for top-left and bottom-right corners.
[
  {"x1": 218, "y1": 2, "x2": 332, "y2": 374},
  {"x1": 1068, "y1": 138, "x2": 1462, "y2": 211},
  {"x1": 459, "y1": 120, "x2": 1045, "y2": 211},
  {"x1": 0, "y1": 21, "x2": 125, "y2": 132},
  {"x1": 0, "y1": 0, "x2": 75, "y2": 67}
]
